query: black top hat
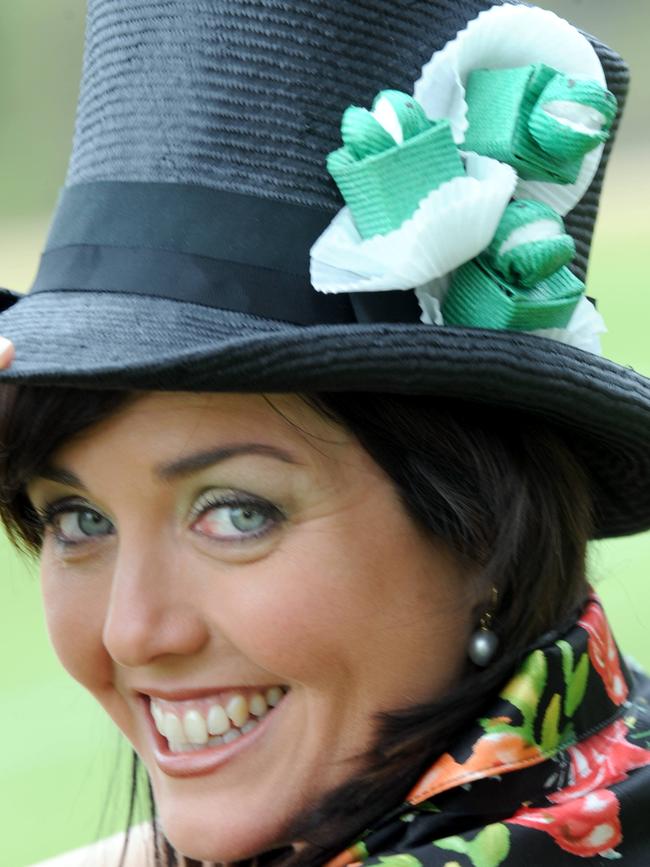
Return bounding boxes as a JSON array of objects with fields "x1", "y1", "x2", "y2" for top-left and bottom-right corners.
[{"x1": 0, "y1": 0, "x2": 648, "y2": 539}]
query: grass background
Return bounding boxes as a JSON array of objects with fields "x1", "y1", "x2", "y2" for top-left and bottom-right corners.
[{"x1": 1, "y1": 0, "x2": 649, "y2": 864}]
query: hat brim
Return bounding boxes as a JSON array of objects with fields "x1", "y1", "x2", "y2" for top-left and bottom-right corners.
[{"x1": 1, "y1": 289, "x2": 649, "y2": 540}]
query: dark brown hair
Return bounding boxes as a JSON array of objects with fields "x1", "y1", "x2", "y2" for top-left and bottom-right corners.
[{"x1": 0, "y1": 385, "x2": 593, "y2": 866}]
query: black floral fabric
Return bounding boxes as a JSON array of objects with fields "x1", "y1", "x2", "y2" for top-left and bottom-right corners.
[{"x1": 327, "y1": 596, "x2": 650, "y2": 867}]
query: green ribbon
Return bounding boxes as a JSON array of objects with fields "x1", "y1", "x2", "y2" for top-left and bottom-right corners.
[
  {"x1": 328, "y1": 89, "x2": 464, "y2": 238},
  {"x1": 463, "y1": 64, "x2": 616, "y2": 185},
  {"x1": 372, "y1": 90, "x2": 432, "y2": 142},
  {"x1": 340, "y1": 106, "x2": 396, "y2": 160},
  {"x1": 485, "y1": 200, "x2": 576, "y2": 288},
  {"x1": 529, "y1": 75, "x2": 617, "y2": 160},
  {"x1": 443, "y1": 256, "x2": 584, "y2": 331},
  {"x1": 442, "y1": 200, "x2": 583, "y2": 331},
  {"x1": 340, "y1": 91, "x2": 432, "y2": 160}
]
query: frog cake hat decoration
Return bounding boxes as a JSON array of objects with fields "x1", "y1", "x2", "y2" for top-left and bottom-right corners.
[{"x1": 310, "y1": 3, "x2": 614, "y2": 353}]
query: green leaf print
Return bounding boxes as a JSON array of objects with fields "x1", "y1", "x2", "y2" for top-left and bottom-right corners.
[
  {"x1": 502, "y1": 650, "x2": 547, "y2": 725},
  {"x1": 557, "y1": 639, "x2": 589, "y2": 718},
  {"x1": 541, "y1": 692, "x2": 561, "y2": 753},
  {"x1": 481, "y1": 639, "x2": 590, "y2": 754},
  {"x1": 482, "y1": 649, "x2": 548, "y2": 743},
  {"x1": 376, "y1": 856, "x2": 424, "y2": 867},
  {"x1": 434, "y1": 823, "x2": 511, "y2": 867}
]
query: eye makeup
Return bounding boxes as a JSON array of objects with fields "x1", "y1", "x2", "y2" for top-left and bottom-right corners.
[
  {"x1": 189, "y1": 488, "x2": 287, "y2": 544},
  {"x1": 37, "y1": 497, "x2": 115, "y2": 547}
]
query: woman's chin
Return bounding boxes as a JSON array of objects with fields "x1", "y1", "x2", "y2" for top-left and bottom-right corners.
[
  {"x1": 157, "y1": 806, "x2": 294, "y2": 863},
  {"x1": 138, "y1": 686, "x2": 307, "y2": 859}
]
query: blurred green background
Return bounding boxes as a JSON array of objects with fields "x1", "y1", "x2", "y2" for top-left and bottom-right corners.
[{"x1": 1, "y1": 1, "x2": 649, "y2": 864}]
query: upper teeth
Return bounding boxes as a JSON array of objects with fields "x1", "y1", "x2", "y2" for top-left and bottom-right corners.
[{"x1": 150, "y1": 686, "x2": 286, "y2": 752}]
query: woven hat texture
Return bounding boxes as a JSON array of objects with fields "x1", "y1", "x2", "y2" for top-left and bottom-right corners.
[
  {"x1": 0, "y1": 0, "x2": 649, "y2": 541},
  {"x1": 64, "y1": 0, "x2": 623, "y2": 279}
]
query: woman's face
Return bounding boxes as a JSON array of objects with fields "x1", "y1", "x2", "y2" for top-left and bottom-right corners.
[{"x1": 27, "y1": 393, "x2": 476, "y2": 861}]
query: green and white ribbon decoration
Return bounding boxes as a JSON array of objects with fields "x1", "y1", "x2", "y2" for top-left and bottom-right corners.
[
  {"x1": 484, "y1": 200, "x2": 575, "y2": 288},
  {"x1": 414, "y1": 3, "x2": 612, "y2": 216},
  {"x1": 327, "y1": 90, "x2": 464, "y2": 239},
  {"x1": 463, "y1": 64, "x2": 616, "y2": 186},
  {"x1": 442, "y1": 200, "x2": 584, "y2": 331},
  {"x1": 311, "y1": 4, "x2": 613, "y2": 353},
  {"x1": 528, "y1": 75, "x2": 617, "y2": 161}
]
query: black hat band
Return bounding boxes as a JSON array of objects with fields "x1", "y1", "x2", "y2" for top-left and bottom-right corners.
[{"x1": 32, "y1": 182, "x2": 359, "y2": 325}]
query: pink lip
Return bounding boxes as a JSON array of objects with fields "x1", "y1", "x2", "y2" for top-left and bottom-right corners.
[
  {"x1": 136, "y1": 684, "x2": 285, "y2": 701},
  {"x1": 139, "y1": 693, "x2": 287, "y2": 779}
]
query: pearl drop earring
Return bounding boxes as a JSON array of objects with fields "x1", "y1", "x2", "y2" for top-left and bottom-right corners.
[{"x1": 468, "y1": 586, "x2": 499, "y2": 667}]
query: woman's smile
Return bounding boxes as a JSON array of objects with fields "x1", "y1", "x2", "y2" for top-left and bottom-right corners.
[
  {"x1": 141, "y1": 684, "x2": 291, "y2": 778},
  {"x1": 26, "y1": 391, "x2": 474, "y2": 862},
  {"x1": 147, "y1": 684, "x2": 288, "y2": 753}
]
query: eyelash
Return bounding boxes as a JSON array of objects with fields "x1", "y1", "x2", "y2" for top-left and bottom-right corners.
[
  {"x1": 37, "y1": 491, "x2": 285, "y2": 548},
  {"x1": 189, "y1": 490, "x2": 286, "y2": 543},
  {"x1": 38, "y1": 498, "x2": 113, "y2": 547}
]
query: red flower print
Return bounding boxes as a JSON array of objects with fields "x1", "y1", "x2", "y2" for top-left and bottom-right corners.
[
  {"x1": 510, "y1": 789, "x2": 621, "y2": 857},
  {"x1": 578, "y1": 598, "x2": 628, "y2": 705},
  {"x1": 552, "y1": 718, "x2": 650, "y2": 802}
]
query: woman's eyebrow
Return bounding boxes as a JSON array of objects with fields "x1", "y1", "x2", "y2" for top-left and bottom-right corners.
[
  {"x1": 155, "y1": 443, "x2": 301, "y2": 480},
  {"x1": 34, "y1": 465, "x2": 86, "y2": 489}
]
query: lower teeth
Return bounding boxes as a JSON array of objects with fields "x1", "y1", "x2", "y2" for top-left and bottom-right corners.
[
  {"x1": 169, "y1": 742, "x2": 203, "y2": 753},
  {"x1": 167, "y1": 717, "x2": 260, "y2": 752}
]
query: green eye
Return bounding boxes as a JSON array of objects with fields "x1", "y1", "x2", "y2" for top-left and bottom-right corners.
[
  {"x1": 228, "y1": 506, "x2": 267, "y2": 533},
  {"x1": 45, "y1": 505, "x2": 115, "y2": 545},
  {"x1": 191, "y1": 490, "x2": 284, "y2": 542},
  {"x1": 77, "y1": 510, "x2": 112, "y2": 536}
]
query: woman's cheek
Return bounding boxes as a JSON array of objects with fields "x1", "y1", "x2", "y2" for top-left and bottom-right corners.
[
  {"x1": 216, "y1": 551, "x2": 364, "y2": 686},
  {"x1": 40, "y1": 555, "x2": 114, "y2": 693}
]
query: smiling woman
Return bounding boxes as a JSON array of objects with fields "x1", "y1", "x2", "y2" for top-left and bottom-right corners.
[
  {"x1": 22, "y1": 391, "x2": 481, "y2": 862},
  {"x1": 1, "y1": 0, "x2": 650, "y2": 865},
  {"x1": 0, "y1": 384, "x2": 632, "y2": 866}
]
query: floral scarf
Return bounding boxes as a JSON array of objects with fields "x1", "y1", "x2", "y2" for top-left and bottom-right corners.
[{"x1": 327, "y1": 595, "x2": 650, "y2": 866}]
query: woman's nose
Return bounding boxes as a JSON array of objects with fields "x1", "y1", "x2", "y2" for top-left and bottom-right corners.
[{"x1": 101, "y1": 538, "x2": 210, "y2": 668}]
